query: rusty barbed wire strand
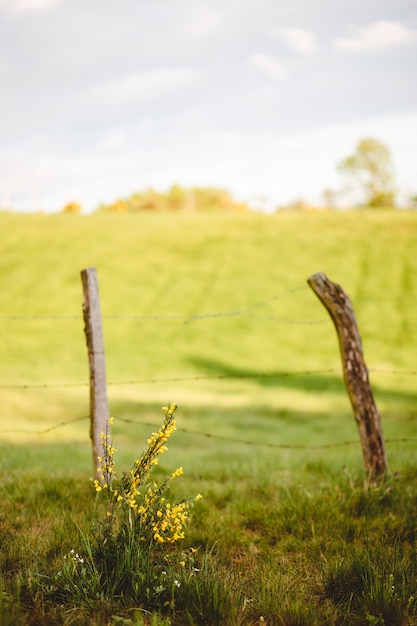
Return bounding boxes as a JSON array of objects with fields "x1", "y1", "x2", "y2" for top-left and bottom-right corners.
[
  {"x1": 1, "y1": 291, "x2": 412, "y2": 322},
  {"x1": 2, "y1": 415, "x2": 88, "y2": 435},
  {"x1": 115, "y1": 417, "x2": 417, "y2": 449},
  {"x1": 2, "y1": 413, "x2": 417, "y2": 449},
  {"x1": 0, "y1": 367, "x2": 416, "y2": 390},
  {"x1": 0, "y1": 368, "x2": 338, "y2": 389},
  {"x1": 15, "y1": 289, "x2": 413, "y2": 323}
]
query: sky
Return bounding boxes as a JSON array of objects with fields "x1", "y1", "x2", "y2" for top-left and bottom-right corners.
[{"x1": 1, "y1": 0, "x2": 417, "y2": 213}]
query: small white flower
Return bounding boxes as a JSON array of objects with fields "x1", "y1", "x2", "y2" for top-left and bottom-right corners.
[{"x1": 174, "y1": 579, "x2": 181, "y2": 588}]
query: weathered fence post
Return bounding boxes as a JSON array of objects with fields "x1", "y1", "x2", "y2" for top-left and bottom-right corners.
[
  {"x1": 307, "y1": 272, "x2": 389, "y2": 480},
  {"x1": 81, "y1": 268, "x2": 110, "y2": 480}
]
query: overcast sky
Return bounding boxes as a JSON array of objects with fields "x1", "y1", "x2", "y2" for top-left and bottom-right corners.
[{"x1": 1, "y1": 0, "x2": 417, "y2": 212}]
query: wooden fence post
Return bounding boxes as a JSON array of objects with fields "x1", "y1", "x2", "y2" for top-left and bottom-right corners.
[
  {"x1": 307, "y1": 272, "x2": 389, "y2": 480},
  {"x1": 81, "y1": 267, "x2": 110, "y2": 480}
]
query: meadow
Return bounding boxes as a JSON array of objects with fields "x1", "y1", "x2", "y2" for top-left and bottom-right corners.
[{"x1": 0, "y1": 209, "x2": 417, "y2": 625}]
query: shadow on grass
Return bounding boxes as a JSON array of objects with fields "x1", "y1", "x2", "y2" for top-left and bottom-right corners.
[
  {"x1": 0, "y1": 399, "x2": 361, "y2": 475},
  {"x1": 187, "y1": 355, "x2": 417, "y2": 404},
  {"x1": 1, "y1": 384, "x2": 414, "y2": 477}
]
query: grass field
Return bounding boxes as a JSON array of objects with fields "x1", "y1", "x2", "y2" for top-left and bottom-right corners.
[{"x1": 1, "y1": 209, "x2": 417, "y2": 624}]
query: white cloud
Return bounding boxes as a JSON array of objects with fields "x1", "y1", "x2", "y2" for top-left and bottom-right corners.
[
  {"x1": 334, "y1": 20, "x2": 417, "y2": 52},
  {"x1": 272, "y1": 27, "x2": 317, "y2": 56},
  {"x1": 247, "y1": 52, "x2": 288, "y2": 79},
  {"x1": 183, "y1": 2, "x2": 224, "y2": 38},
  {"x1": 0, "y1": 0, "x2": 61, "y2": 13},
  {"x1": 85, "y1": 68, "x2": 198, "y2": 108}
]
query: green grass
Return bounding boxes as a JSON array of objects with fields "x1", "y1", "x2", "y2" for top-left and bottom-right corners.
[
  {"x1": 1, "y1": 209, "x2": 417, "y2": 624},
  {"x1": 2, "y1": 459, "x2": 417, "y2": 624}
]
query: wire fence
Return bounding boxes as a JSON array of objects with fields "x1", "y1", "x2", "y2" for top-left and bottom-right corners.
[
  {"x1": 1, "y1": 284, "x2": 413, "y2": 323},
  {"x1": 0, "y1": 367, "x2": 416, "y2": 390},
  {"x1": 3, "y1": 413, "x2": 417, "y2": 450},
  {"x1": 0, "y1": 286, "x2": 308, "y2": 321},
  {"x1": 1, "y1": 281, "x2": 415, "y2": 458}
]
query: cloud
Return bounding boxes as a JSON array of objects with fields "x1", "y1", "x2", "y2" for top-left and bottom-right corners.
[
  {"x1": 183, "y1": 2, "x2": 225, "y2": 38},
  {"x1": 248, "y1": 28, "x2": 316, "y2": 82},
  {"x1": 0, "y1": 0, "x2": 61, "y2": 13},
  {"x1": 334, "y1": 20, "x2": 417, "y2": 52},
  {"x1": 247, "y1": 52, "x2": 288, "y2": 79},
  {"x1": 272, "y1": 27, "x2": 317, "y2": 56},
  {"x1": 84, "y1": 68, "x2": 198, "y2": 108}
]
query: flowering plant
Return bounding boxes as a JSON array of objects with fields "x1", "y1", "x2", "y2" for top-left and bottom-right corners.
[
  {"x1": 48, "y1": 404, "x2": 203, "y2": 612},
  {"x1": 94, "y1": 403, "x2": 202, "y2": 546}
]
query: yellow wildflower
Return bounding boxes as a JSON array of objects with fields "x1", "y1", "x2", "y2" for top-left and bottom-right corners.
[
  {"x1": 171, "y1": 467, "x2": 184, "y2": 479},
  {"x1": 162, "y1": 403, "x2": 178, "y2": 415}
]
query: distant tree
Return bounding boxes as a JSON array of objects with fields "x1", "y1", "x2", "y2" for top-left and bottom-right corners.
[
  {"x1": 277, "y1": 197, "x2": 322, "y2": 212},
  {"x1": 97, "y1": 186, "x2": 250, "y2": 213},
  {"x1": 107, "y1": 199, "x2": 128, "y2": 212},
  {"x1": 166, "y1": 184, "x2": 187, "y2": 210},
  {"x1": 338, "y1": 137, "x2": 396, "y2": 208},
  {"x1": 191, "y1": 187, "x2": 233, "y2": 211},
  {"x1": 62, "y1": 201, "x2": 82, "y2": 214}
]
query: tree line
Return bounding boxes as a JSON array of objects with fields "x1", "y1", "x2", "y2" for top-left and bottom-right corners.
[{"x1": 62, "y1": 137, "x2": 415, "y2": 214}]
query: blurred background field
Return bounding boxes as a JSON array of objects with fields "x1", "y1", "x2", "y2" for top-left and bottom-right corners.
[{"x1": 1, "y1": 210, "x2": 416, "y2": 478}]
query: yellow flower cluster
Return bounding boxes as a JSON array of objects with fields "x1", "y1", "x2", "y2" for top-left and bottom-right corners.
[
  {"x1": 123, "y1": 483, "x2": 190, "y2": 543},
  {"x1": 119, "y1": 404, "x2": 178, "y2": 503},
  {"x1": 171, "y1": 467, "x2": 184, "y2": 479},
  {"x1": 152, "y1": 500, "x2": 189, "y2": 543},
  {"x1": 162, "y1": 403, "x2": 177, "y2": 416},
  {"x1": 93, "y1": 405, "x2": 202, "y2": 546}
]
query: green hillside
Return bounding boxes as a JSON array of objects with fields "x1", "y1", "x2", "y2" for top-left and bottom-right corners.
[{"x1": 1, "y1": 210, "x2": 416, "y2": 467}]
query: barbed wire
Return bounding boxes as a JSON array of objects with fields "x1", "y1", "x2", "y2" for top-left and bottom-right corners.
[
  {"x1": 369, "y1": 369, "x2": 417, "y2": 376},
  {"x1": 5, "y1": 284, "x2": 407, "y2": 325},
  {"x1": 2, "y1": 413, "x2": 417, "y2": 450},
  {"x1": 2, "y1": 415, "x2": 88, "y2": 435},
  {"x1": 0, "y1": 367, "x2": 416, "y2": 390},
  {"x1": 0, "y1": 368, "x2": 337, "y2": 389},
  {"x1": 117, "y1": 417, "x2": 417, "y2": 449},
  {"x1": 2, "y1": 294, "x2": 412, "y2": 323},
  {"x1": 0, "y1": 286, "x2": 311, "y2": 321},
  {"x1": 115, "y1": 416, "x2": 361, "y2": 449}
]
